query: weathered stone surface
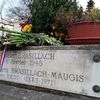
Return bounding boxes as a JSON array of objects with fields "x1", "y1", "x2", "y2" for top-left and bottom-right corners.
[
  {"x1": 0, "y1": 46, "x2": 100, "y2": 98},
  {"x1": 0, "y1": 83, "x2": 99, "y2": 100}
]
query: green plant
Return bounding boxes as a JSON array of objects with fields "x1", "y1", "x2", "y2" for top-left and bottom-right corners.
[
  {"x1": 28, "y1": 0, "x2": 81, "y2": 33},
  {"x1": 80, "y1": 8, "x2": 100, "y2": 21},
  {"x1": 67, "y1": 0, "x2": 100, "y2": 23},
  {"x1": 95, "y1": 8, "x2": 100, "y2": 20},
  {"x1": 87, "y1": 0, "x2": 95, "y2": 11},
  {"x1": 0, "y1": 29, "x2": 62, "y2": 47},
  {"x1": 0, "y1": 41, "x2": 3, "y2": 50}
]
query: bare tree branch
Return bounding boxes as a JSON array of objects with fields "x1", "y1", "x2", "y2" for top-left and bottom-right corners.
[
  {"x1": 0, "y1": 0, "x2": 7, "y2": 20},
  {"x1": 7, "y1": 0, "x2": 32, "y2": 19}
]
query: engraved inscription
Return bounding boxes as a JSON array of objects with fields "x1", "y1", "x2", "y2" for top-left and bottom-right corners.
[{"x1": 0, "y1": 49, "x2": 97, "y2": 98}]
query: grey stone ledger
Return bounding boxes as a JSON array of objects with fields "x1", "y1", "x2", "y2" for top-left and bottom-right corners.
[
  {"x1": 0, "y1": 45, "x2": 100, "y2": 100},
  {"x1": 0, "y1": 83, "x2": 99, "y2": 100}
]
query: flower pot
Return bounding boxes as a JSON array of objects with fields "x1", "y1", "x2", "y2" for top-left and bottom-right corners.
[{"x1": 65, "y1": 21, "x2": 100, "y2": 44}]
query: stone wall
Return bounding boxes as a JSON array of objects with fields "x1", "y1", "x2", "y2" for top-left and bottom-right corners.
[
  {"x1": 0, "y1": 45, "x2": 100, "y2": 100},
  {"x1": 0, "y1": 83, "x2": 99, "y2": 100}
]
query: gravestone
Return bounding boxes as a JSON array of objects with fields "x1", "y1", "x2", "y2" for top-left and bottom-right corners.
[{"x1": 0, "y1": 45, "x2": 100, "y2": 99}]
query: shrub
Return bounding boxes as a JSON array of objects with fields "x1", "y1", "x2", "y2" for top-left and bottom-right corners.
[{"x1": 28, "y1": 0, "x2": 81, "y2": 33}]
